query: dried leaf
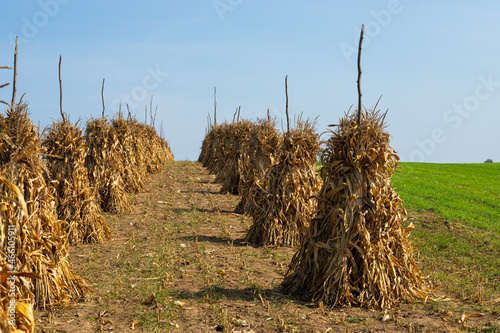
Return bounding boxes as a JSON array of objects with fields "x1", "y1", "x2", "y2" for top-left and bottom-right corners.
[{"x1": 174, "y1": 300, "x2": 186, "y2": 307}]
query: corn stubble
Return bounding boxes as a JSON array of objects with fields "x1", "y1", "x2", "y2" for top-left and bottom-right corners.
[
  {"x1": 281, "y1": 110, "x2": 430, "y2": 308},
  {"x1": 245, "y1": 119, "x2": 321, "y2": 247},
  {"x1": 0, "y1": 104, "x2": 89, "y2": 314},
  {"x1": 43, "y1": 120, "x2": 111, "y2": 244}
]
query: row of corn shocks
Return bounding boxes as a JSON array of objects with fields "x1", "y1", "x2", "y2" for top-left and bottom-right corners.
[
  {"x1": 199, "y1": 110, "x2": 430, "y2": 311},
  {"x1": 0, "y1": 100, "x2": 173, "y2": 332}
]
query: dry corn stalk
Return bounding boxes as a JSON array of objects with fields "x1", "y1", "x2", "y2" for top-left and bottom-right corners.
[
  {"x1": 42, "y1": 119, "x2": 111, "y2": 244},
  {"x1": 0, "y1": 104, "x2": 89, "y2": 310},
  {"x1": 245, "y1": 118, "x2": 321, "y2": 247},
  {"x1": 281, "y1": 109, "x2": 430, "y2": 309}
]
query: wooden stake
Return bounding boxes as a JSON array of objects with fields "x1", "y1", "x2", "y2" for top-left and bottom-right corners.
[
  {"x1": 357, "y1": 25, "x2": 364, "y2": 126},
  {"x1": 58, "y1": 55, "x2": 66, "y2": 122},
  {"x1": 214, "y1": 86, "x2": 217, "y2": 126},
  {"x1": 10, "y1": 36, "x2": 18, "y2": 110},
  {"x1": 267, "y1": 108, "x2": 270, "y2": 120},
  {"x1": 153, "y1": 105, "x2": 158, "y2": 127},
  {"x1": 101, "y1": 78, "x2": 105, "y2": 118},
  {"x1": 150, "y1": 95, "x2": 153, "y2": 125},
  {"x1": 233, "y1": 107, "x2": 238, "y2": 122},
  {"x1": 1, "y1": 66, "x2": 11, "y2": 90},
  {"x1": 285, "y1": 75, "x2": 289, "y2": 133},
  {"x1": 126, "y1": 103, "x2": 132, "y2": 120},
  {"x1": 237, "y1": 105, "x2": 241, "y2": 122}
]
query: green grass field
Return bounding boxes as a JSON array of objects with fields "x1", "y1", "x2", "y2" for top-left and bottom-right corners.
[
  {"x1": 392, "y1": 162, "x2": 500, "y2": 307},
  {"x1": 392, "y1": 162, "x2": 500, "y2": 231}
]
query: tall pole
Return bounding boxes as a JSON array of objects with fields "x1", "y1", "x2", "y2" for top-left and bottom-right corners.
[
  {"x1": 101, "y1": 78, "x2": 106, "y2": 118},
  {"x1": 59, "y1": 55, "x2": 66, "y2": 122},
  {"x1": 214, "y1": 86, "x2": 217, "y2": 126},
  {"x1": 10, "y1": 36, "x2": 18, "y2": 110},
  {"x1": 356, "y1": 24, "x2": 364, "y2": 126},
  {"x1": 285, "y1": 75, "x2": 289, "y2": 133}
]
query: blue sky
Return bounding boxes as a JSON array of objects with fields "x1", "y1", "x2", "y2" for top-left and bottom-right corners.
[{"x1": 1, "y1": 1, "x2": 499, "y2": 162}]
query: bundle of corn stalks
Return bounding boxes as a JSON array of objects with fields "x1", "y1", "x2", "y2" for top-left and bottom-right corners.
[
  {"x1": 214, "y1": 120, "x2": 256, "y2": 194},
  {"x1": 0, "y1": 262, "x2": 35, "y2": 333},
  {"x1": 198, "y1": 124, "x2": 223, "y2": 172},
  {"x1": 202, "y1": 123, "x2": 231, "y2": 174},
  {"x1": 42, "y1": 119, "x2": 111, "y2": 244},
  {"x1": 111, "y1": 116, "x2": 146, "y2": 192},
  {"x1": 281, "y1": 109, "x2": 430, "y2": 308},
  {"x1": 85, "y1": 117, "x2": 131, "y2": 213},
  {"x1": 198, "y1": 127, "x2": 213, "y2": 167},
  {"x1": 245, "y1": 118, "x2": 321, "y2": 247},
  {"x1": 0, "y1": 104, "x2": 89, "y2": 309},
  {"x1": 235, "y1": 117, "x2": 282, "y2": 214},
  {"x1": 156, "y1": 129, "x2": 174, "y2": 164},
  {"x1": 138, "y1": 122, "x2": 174, "y2": 173}
]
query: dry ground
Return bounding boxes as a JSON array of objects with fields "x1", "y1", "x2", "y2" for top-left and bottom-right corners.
[{"x1": 35, "y1": 161, "x2": 500, "y2": 332}]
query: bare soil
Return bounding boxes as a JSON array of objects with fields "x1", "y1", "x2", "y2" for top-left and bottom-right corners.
[{"x1": 35, "y1": 161, "x2": 500, "y2": 332}]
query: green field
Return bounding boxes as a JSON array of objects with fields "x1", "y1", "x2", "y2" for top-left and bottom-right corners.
[
  {"x1": 392, "y1": 162, "x2": 500, "y2": 307},
  {"x1": 393, "y1": 162, "x2": 500, "y2": 231}
]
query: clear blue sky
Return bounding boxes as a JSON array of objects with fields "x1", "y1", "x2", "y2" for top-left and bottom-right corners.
[{"x1": 1, "y1": 1, "x2": 499, "y2": 163}]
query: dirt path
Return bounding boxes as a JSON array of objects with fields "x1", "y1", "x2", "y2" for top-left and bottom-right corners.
[{"x1": 35, "y1": 161, "x2": 500, "y2": 332}]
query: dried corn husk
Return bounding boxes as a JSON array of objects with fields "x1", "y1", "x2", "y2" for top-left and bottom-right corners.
[
  {"x1": 42, "y1": 119, "x2": 111, "y2": 244},
  {"x1": 0, "y1": 262, "x2": 35, "y2": 333},
  {"x1": 245, "y1": 118, "x2": 321, "y2": 247},
  {"x1": 281, "y1": 109, "x2": 430, "y2": 308}
]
